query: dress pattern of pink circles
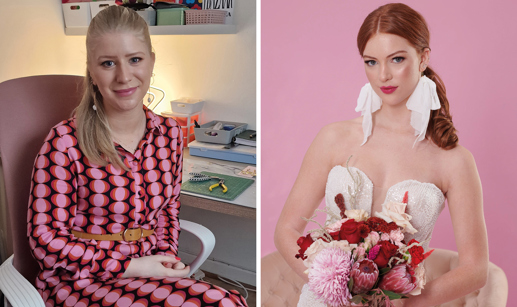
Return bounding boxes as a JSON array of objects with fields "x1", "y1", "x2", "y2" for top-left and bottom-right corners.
[{"x1": 27, "y1": 107, "x2": 247, "y2": 307}]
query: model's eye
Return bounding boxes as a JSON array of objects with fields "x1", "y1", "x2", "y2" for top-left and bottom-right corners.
[
  {"x1": 364, "y1": 60, "x2": 377, "y2": 66},
  {"x1": 101, "y1": 60, "x2": 115, "y2": 67},
  {"x1": 393, "y1": 56, "x2": 405, "y2": 63},
  {"x1": 130, "y1": 57, "x2": 142, "y2": 64}
]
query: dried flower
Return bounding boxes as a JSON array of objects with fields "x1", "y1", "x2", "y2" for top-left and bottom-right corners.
[
  {"x1": 378, "y1": 264, "x2": 417, "y2": 294},
  {"x1": 350, "y1": 259, "x2": 379, "y2": 294},
  {"x1": 308, "y1": 247, "x2": 353, "y2": 307}
]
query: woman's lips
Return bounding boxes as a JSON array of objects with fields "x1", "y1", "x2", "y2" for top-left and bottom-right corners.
[
  {"x1": 380, "y1": 86, "x2": 397, "y2": 94},
  {"x1": 114, "y1": 87, "x2": 137, "y2": 97}
]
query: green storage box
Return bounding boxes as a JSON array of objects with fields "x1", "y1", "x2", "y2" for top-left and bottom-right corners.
[{"x1": 157, "y1": 8, "x2": 188, "y2": 25}]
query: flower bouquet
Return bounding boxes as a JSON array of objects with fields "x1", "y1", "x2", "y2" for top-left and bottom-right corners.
[{"x1": 295, "y1": 190, "x2": 433, "y2": 307}]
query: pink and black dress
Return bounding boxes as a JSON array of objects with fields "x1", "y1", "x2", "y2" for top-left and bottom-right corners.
[{"x1": 27, "y1": 107, "x2": 248, "y2": 307}]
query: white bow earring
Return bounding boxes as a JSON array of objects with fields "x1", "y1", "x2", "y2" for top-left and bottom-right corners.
[{"x1": 355, "y1": 75, "x2": 441, "y2": 148}]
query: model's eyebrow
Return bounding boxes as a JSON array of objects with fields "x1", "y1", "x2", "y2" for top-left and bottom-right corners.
[
  {"x1": 363, "y1": 50, "x2": 408, "y2": 60},
  {"x1": 97, "y1": 52, "x2": 146, "y2": 60}
]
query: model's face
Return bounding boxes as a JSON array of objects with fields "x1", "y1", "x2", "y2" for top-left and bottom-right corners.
[
  {"x1": 88, "y1": 31, "x2": 155, "y2": 114},
  {"x1": 362, "y1": 33, "x2": 428, "y2": 106}
]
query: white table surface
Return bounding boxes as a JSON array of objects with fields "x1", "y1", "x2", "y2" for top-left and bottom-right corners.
[{"x1": 181, "y1": 149, "x2": 256, "y2": 209}]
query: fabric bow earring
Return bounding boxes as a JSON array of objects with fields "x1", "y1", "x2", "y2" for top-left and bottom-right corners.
[{"x1": 355, "y1": 76, "x2": 441, "y2": 148}]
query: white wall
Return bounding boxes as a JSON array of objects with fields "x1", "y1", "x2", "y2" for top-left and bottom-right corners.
[{"x1": 0, "y1": 1, "x2": 256, "y2": 129}]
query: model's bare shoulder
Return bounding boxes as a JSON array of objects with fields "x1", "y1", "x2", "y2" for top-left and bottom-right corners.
[
  {"x1": 440, "y1": 144, "x2": 479, "y2": 192},
  {"x1": 316, "y1": 118, "x2": 362, "y2": 144}
]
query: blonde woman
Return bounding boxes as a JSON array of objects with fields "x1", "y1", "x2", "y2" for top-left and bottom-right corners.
[{"x1": 27, "y1": 6, "x2": 247, "y2": 307}]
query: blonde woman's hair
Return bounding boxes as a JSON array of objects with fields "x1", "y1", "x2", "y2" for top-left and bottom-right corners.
[{"x1": 75, "y1": 6, "x2": 152, "y2": 169}]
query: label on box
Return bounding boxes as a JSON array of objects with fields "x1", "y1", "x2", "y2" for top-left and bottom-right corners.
[{"x1": 202, "y1": 0, "x2": 234, "y2": 24}]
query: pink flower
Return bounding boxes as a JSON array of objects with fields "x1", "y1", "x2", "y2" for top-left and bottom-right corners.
[
  {"x1": 308, "y1": 247, "x2": 353, "y2": 307},
  {"x1": 389, "y1": 229, "x2": 404, "y2": 246},
  {"x1": 378, "y1": 264, "x2": 417, "y2": 294},
  {"x1": 365, "y1": 231, "x2": 380, "y2": 247},
  {"x1": 350, "y1": 259, "x2": 379, "y2": 294},
  {"x1": 353, "y1": 246, "x2": 366, "y2": 260},
  {"x1": 326, "y1": 218, "x2": 348, "y2": 233},
  {"x1": 380, "y1": 233, "x2": 390, "y2": 241}
]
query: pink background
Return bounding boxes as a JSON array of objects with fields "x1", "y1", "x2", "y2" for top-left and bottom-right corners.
[{"x1": 261, "y1": 0, "x2": 517, "y2": 304}]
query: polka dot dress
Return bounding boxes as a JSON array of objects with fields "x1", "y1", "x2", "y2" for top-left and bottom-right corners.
[{"x1": 27, "y1": 107, "x2": 248, "y2": 307}]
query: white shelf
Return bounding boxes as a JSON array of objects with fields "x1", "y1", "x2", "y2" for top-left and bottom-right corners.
[{"x1": 65, "y1": 24, "x2": 237, "y2": 36}]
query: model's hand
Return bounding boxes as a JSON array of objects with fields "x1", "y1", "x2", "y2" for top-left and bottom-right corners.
[
  {"x1": 122, "y1": 255, "x2": 190, "y2": 278},
  {"x1": 163, "y1": 260, "x2": 186, "y2": 270}
]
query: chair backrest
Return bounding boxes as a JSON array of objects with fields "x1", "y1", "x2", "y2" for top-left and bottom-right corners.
[{"x1": 0, "y1": 75, "x2": 84, "y2": 285}]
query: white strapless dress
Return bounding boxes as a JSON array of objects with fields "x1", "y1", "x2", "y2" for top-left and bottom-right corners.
[{"x1": 298, "y1": 165, "x2": 446, "y2": 307}]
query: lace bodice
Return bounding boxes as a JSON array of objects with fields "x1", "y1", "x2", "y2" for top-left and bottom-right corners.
[
  {"x1": 298, "y1": 165, "x2": 446, "y2": 307},
  {"x1": 325, "y1": 165, "x2": 446, "y2": 251}
]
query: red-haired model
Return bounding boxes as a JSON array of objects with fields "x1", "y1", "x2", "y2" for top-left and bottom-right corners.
[{"x1": 275, "y1": 3, "x2": 488, "y2": 306}]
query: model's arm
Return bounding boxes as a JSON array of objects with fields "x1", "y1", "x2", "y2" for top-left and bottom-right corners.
[
  {"x1": 274, "y1": 124, "x2": 341, "y2": 282},
  {"x1": 155, "y1": 119, "x2": 184, "y2": 257},
  {"x1": 403, "y1": 146, "x2": 488, "y2": 307}
]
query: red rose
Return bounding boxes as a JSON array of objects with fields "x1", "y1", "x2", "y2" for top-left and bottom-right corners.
[
  {"x1": 407, "y1": 239, "x2": 434, "y2": 267},
  {"x1": 373, "y1": 240, "x2": 399, "y2": 269},
  {"x1": 339, "y1": 220, "x2": 364, "y2": 244},
  {"x1": 329, "y1": 231, "x2": 340, "y2": 241},
  {"x1": 295, "y1": 234, "x2": 314, "y2": 260}
]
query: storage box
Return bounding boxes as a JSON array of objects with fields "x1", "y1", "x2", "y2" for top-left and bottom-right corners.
[
  {"x1": 137, "y1": 8, "x2": 157, "y2": 26},
  {"x1": 161, "y1": 111, "x2": 200, "y2": 147},
  {"x1": 194, "y1": 121, "x2": 247, "y2": 145},
  {"x1": 90, "y1": 1, "x2": 117, "y2": 19},
  {"x1": 170, "y1": 98, "x2": 205, "y2": 114},
  {"x1": 62, "y1": 3, "x2": 91, "y2": 27},
  {"x1": 188, "y1": 140, "x2": 256, "y2": 164},
  {"x1": 185, "y1": 9, "x2": 226, "y2": 24},
  {"x1": 157, "y1": 7, "x2": 188, "y2": 25}
]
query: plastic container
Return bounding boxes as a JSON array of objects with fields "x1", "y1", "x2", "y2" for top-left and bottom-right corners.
[
  {"x1": 194, "y1": 121, "x2": 247, "y2": 145},
  {"x1": 161, "y1": 111, "x2": 200, "y2": 148},
  {"x1": 62, "y1": 3, "x2": 91, "y2": 27},
  {"x1": 170, "y1": 98, "x2": 205, "y2": 114},
  {"x1": 188, "y1": 140, "x2": 256, "y2": 164},
  {"x1": 137, "y1": 8, "x2": 157, "y2": 26},
  {"x1": 185, "y1": 10, "x2": 226, "y2": 24},
  {"x1": 90, "y1": 1, "x2": 116, "y2": 19},
  {"x1": 157, "y1": 7, "x2": 188, "y2": 25}
]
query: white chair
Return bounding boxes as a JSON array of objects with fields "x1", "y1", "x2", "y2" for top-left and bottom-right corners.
[{"x1": 0, "y1": 75, "x2": 215, "y2": 307}]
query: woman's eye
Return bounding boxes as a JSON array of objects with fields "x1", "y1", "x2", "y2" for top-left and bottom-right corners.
[
  {"x1": 130, "y1": 57, "x2": 142, "y2": 64},
  {"x1": 393, "y1": 57, "x2": 405, "y2": 63},
  {"x1": 101, "y1": 61, "x2": 115, "y2": 67},
  {"x1": 364, "y1": 60, "x2": 377, "y2": 66}
]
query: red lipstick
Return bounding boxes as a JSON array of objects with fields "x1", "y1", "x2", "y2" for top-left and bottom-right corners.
[
  {"x1": 380, "y1": 86, "x2": 397, "y2": 94},
  {"x1": 114, "y1": 87, "x2": 137, "y2": 97}
]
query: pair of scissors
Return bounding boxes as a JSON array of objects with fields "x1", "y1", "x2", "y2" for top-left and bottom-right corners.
[{"x1": 188, "y1": 173, "x2": 228, "y2": 193}]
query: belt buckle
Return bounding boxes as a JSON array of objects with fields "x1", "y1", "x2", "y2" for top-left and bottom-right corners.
[{"x1": 123, "y1": 227, "x2": 143, "y2": 242}]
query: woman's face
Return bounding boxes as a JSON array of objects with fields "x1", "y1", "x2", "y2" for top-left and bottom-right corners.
[
  {"x1": 88, "y1": 31, "x2": 155, "y2": 114},
  {"x1": 362, "y1": 33, "x2": 428, "y2": 107}
]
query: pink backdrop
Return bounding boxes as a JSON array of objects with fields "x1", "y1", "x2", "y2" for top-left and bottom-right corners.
[{"x1": 261, "y1": 0, "x2": 517, "y2": 304}]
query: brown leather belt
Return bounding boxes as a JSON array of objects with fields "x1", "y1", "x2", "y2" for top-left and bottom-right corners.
[{"x1": 71, "y1": 228, "x2": 154, "y2": 242}]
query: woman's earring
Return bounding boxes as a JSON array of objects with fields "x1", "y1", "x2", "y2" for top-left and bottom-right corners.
[{"x1": 93, "y1": 105, "x2": 97, "y2": 111}]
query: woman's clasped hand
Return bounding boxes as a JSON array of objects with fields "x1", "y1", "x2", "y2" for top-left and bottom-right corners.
[{"x1": 122, "y1": 255, "x2": 190, "y2": 279}]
